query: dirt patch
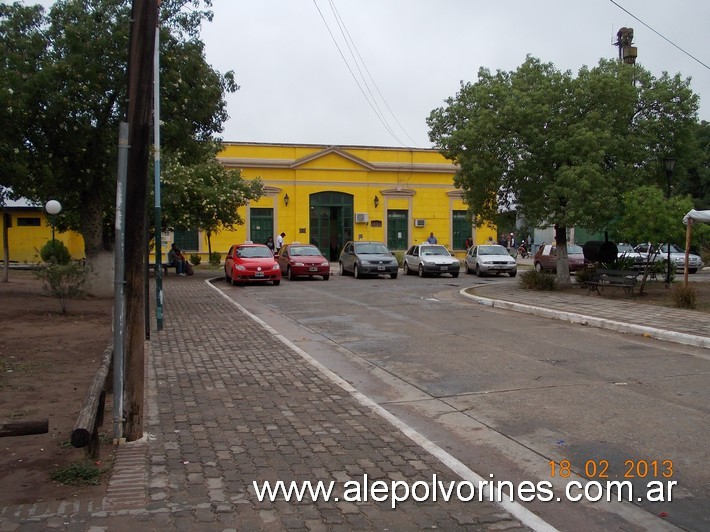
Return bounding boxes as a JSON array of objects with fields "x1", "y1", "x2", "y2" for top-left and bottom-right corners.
[{"x1": 0, "y1": 270, "x2": 113, "y2": 506}]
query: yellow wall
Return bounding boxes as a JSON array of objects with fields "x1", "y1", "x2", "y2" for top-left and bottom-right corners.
[{"x1": 1, "y1": 210, "x2": 84, "y2": 263}]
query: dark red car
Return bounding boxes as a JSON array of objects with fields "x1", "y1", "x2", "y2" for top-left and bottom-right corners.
[
  {"x1": 224, "y1": 242, "x2": 281, "y2": 286},
  {"x1": 276, "y1": 243, "x2": 330, "y2": 280},
  {"x1": 533, "y1": 244, "x2": 586, "y2": 273}
]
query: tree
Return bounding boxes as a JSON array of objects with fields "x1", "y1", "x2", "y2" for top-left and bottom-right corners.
[
  {"x1": 427, "y1": 57, "x2": 699, "y2": 287},
  {"x1": 0, "y1": 0, "x2": 237, "y2": 295},
  {"x1": 160, "y1": 154, "x2": 263, "y2": 254}
]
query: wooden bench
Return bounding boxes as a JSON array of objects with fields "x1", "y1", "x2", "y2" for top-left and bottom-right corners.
[{"x1": 587, "y1": 269, "x2": 639, "y2": 295}]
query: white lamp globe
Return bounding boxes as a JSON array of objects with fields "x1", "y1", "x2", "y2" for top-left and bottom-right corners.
[{"x1": 45, "y1": 200, "x2": 62, "y2": 215}]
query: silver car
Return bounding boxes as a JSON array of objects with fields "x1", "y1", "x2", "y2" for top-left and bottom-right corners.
[
  {"x1": 639, "y1": 243, "x2": 704, "y2": 274},
  {"x1": 338, "y1": 241, "x2": 398, "y2": 279},
  {"x1": 403, "y1": 244, "x2": 460, "y2": 277},
  {"x1": 465, "y1": 245, "x2": 517, "y2": 277}
]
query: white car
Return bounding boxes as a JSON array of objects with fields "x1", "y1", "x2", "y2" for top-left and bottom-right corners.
[
  {"x1": 403, "y1": 244, "x2": 460, "y2": 277},
  {"x1": 616, "y1": 242, "x2": 645, "y2": 268},
  {"x1": 465, "y1": 245, "x2": 517, "y2": 277},
  {"x1": 635, "y1": 243, "x2": 704, "y2": 274}
]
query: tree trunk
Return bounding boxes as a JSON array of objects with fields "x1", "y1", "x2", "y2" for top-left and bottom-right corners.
[
  {"x1": 555, "y1": 225, "x2": 572, "y2": 288},
  {"x1": 80, "y1": 187, "x2": 115, "y2": 297}
]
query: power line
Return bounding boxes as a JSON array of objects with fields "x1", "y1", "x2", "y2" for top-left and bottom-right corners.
[{"x1": 609, "y1": 0, "x2": 710, "y2": 71}]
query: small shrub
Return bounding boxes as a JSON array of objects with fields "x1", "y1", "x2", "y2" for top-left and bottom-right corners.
[
  {"x1": 51, "y1": 461, "x2": 102, "y2": 486},
  {"x1": 574, "y1": 267, "x2": 595, "y2": 286},
  {"x1": 39, "y1": 239, "x2": 71, "y2": 264},
  {"x1": 209, "y1": 251, "x2": 222, "y2": 267},
  {"x1": 520, "y1": 269, "x2": 556, "y2": 290},
  {"x1": 672, "y1": 284, "x2": 697, "y2": 309},
  {"x1": 393, "y1": 250, "x2": 404, "y2": 267},
  {"x1": 33, "y1": 262, "x2": 88, "y2": 313},
  {"x1": 189, "y1": 253, "x2": 202, "y2": 266}
]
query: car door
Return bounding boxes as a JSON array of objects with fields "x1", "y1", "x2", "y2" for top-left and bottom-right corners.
[
  {"x1": 340, "y1": 242, "x2": 354, "y2": 272},
  {"x1": 407, "y1": 246, "x2": 420, "y2": 269}
]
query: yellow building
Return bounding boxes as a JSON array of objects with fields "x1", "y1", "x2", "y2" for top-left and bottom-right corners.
[
  {"x1": 2, "y1": 143, "x2": 497, "y2": 264},
  {"x1": 188, "y1": 142, "x2": 493, "y2": 261}
]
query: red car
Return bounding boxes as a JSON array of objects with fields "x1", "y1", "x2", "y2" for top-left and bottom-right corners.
[
  {"x1": 533, "y1": 244, "x2": 586, "y2": 273},
  {"x1": 224, "y1": 242, "x2": 281, "y2": 286},
  {"x1": 276, "y1": 243, "x2": 330, "y2": 280}
]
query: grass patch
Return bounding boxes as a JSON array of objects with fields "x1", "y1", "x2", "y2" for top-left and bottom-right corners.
[
  {"x1": 50, "y1": 461, "x2": 104, "y2": 486},
  {"x1": 519, "y1": 270, "x2": 556, "y2": 290}
]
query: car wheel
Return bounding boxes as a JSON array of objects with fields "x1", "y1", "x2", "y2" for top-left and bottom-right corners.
[
  {"x1": 465, "y1": 262, "x2": 472, "y2": 275},
  {"x1": 354, "y1": 264, "x2": 361, "y2": 279},
  {"x1": 475, "y1": 264, "x2": 483, "y2": 277},
  {"x1": 339, "y1": 262, "x2": 347, "y2": 276},
  {"x1": 418, "y1": 265, "x2": 425, "y2": 277},
  {"x1": 509, "y1": 270, "x2": 517, "y2": 278},
  {"x1": 287, "y1": 266, "x2": 296, "y2": 281},
  {"x1": 451, "y1": 272, "x2": 459, "y2": 278},
  {"x1": 689, "y1": 268, "x2": 698, "y2": 274},
  {"x1": 224, "y1": 269, "x2": 230, "y2": 282},
  {"x1": 323, "y1": 274, "x2": 330, "y2": 281},
  {"x1": 273, "y1": 279, "x2": 281, "y2": 286},
  {"x1": 230, "y1": 272, "x2": 237, "y2": 286},
  {"x1": 403, "y1": 262, "x2": 411, "y2": 275},
  {"x1": 534, "y1": 262, "x2": 543, "y2": 272},
  {"x1": 390, "y1": 272, "x2": 398, "y2": 279}
]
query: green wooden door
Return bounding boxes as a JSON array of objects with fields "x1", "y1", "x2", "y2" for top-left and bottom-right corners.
[
  {"x1": 250, "y1": 208, "x2": 274, "y2": 245},
  {"x1": 387, "y1": 210, "x2": 408, "y2": 250},
  {"x1": 309, "y1": 192, "x2": 353, "y2": 260}
]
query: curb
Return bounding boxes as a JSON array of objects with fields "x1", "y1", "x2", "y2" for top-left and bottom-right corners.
[{"x1": 460, "y1": 288, "x2": 710, "y2": 349}]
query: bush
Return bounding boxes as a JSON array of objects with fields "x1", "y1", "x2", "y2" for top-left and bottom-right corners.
[
  {"x1": 51, "y1": 461, "x2": 103, "y2": 486},
  {"x1": 209, "y1": 251, "x2": 222, "y2": 266},
  {"x1": 33, "y1": 262, "x2": 89, "y2": 313},
  {"x1": 189, "y1": 253, "x2": 201, "y2": 266},
  {"x1": 519, "y1": 269, "x2": 556, "y2": 290},
  {"x1": 39, "y1": 239, "x2": 71, "y2": 264},
  {"x1": 574, "y1": 267, "x2": 595, "y2": 287},
  {"x1": 672, "y1": 284, "x2": 697, "y2": 309}
]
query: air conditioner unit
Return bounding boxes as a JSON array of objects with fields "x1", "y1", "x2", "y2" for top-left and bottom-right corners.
[
  {"x1": 414, "y1": 219, "x2": 426, "y2": 227},
  {"x1": 355, "y1": 213, "x2": 369, "y2": 223}
]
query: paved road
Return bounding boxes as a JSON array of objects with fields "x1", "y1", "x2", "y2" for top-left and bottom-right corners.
[{"x1": 221, "y1": 269, "x2": 709, "y2": 531}]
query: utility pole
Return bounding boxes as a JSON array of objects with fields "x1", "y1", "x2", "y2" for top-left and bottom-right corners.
[{"x1": 123, "y1": 0, "x2": 158, "y2": 442}]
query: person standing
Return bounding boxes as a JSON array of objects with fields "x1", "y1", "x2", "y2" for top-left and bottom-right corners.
[
  {"x1": 426, "y1": 232, "x2": 438, "y2": 244},
  {"x1": 265, "y1": 236, "x2": 275, "y2": 253},
  {"x1": 464, "y1": 235, "x2": 473, "y2": 249},
  {"x1": 276, "y1": 232, "x2": 285, "y2": 253}
]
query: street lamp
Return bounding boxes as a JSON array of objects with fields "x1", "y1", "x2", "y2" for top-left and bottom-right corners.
[
  {"x1": 45, "y1": 200, "x2": 62, "y2": 242},
  {"x1": 663, "y1": 157, "x2": 676, "y2": 286}
]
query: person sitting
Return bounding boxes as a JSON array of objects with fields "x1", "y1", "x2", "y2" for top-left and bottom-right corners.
[{"x1": 167, "y1": 243, "x2": 187, "y2": 276}]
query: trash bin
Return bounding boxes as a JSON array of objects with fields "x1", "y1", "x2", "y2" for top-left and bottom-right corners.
[{"x1": 582, "y1": 240, "x2": 618, "y2": 263}]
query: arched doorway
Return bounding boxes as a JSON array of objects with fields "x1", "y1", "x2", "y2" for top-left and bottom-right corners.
[{"x1": 309, "y1": 192, "x2": 353, "y2": 260}]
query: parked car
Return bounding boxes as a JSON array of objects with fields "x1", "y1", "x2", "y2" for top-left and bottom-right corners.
[
  {"x1": 464, "y1": 245, "x2": 517, "y2": 277},
  {"x1": 338, "y1": 241, "x2": 398, "y2": 279},
  {"x1": 224, "y1": 242, "x2": 281, "y2": 286},
  {"x1": 616, "y1": 242, "x2": 645, "y2": 268},
  {"x1": 635, "y1": 243, "x2": 704, "y2": 273},
  {"x1": 402, "y1": 244, "x2": 460, "y2": 277},
  {"x1": 276, "y1": 243, "x2": 330, "y2": 280},
  {"x1": 533, "y1": 244, "x2": 586, "y2": 273}
]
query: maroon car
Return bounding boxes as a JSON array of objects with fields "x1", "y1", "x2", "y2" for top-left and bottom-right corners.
[
  {"x1": 534, "y1": 244, "x2": 586, "y2": 273},
  {"x1": 276, "y1": 243, "x2": 330, "y2": 281}
]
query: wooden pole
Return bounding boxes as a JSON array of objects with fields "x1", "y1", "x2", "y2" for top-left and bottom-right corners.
[
  {"x1": 684, "y1": 219, "x2": 693, "y2": 288},
  {"x1": 0, "y1": 420, "x2": 49, "y2": 438}
]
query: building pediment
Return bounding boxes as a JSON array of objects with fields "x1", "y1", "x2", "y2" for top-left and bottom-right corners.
[{"x1": 291, "y1": 147, "x2": 375, "y2": 171}]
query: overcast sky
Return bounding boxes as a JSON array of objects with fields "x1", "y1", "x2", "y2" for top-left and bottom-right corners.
[{"x1": 200, "y1": 0, "x2": 710, "y2": 148}]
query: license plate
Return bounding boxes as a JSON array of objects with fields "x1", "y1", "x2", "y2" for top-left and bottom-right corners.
[
  {"x1": 440, "y1": 266, "x2": 449, "y2": 270},
  {"x1": 377, "y1": 266, "x2": 386, "y2": 271},
  {"x1": 255, "y1": 272, "x2": 264, "y2": 278},
  {"x1": 309, "y1": 267, "x2": 318, "y2": 272}
]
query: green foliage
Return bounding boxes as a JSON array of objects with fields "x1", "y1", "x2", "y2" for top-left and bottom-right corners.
[
  {"x1": 519, "y1": 270, "x2": 556, "y2": 290},
  {"x1": 672, "y1": 284, "x2": 697, "y2": 309},
  {"x1": 1, "y1": 0, "x2": 237, "y2": 259},
  {"x1": 33, "y1": 262, "x2": 89, "y2": 313},
  {"x1": 39, "y1": 239, "x2": 71, "y2": 264},
  {"x1": 208, "y1": 251, "x2": 221, "y2": 267},
  {"x1": 574, "y1": 267, "x2": 595, "y2": 286},
  {"x1": 189, "y1": 253, "x2": 201, "y2": 266},
  {"x1": 50, "y1": 461, "x2": 102, "y2": 486},
  {"x1": 392, "y1": 250, "x2": 405, "y2": 267}
]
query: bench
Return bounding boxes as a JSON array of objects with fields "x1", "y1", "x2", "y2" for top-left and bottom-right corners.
[{"x1": 587, "y1": 269, "x2": 639, "y2": 295}]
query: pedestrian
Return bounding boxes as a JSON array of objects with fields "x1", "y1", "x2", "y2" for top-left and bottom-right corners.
[
  {"x1": 167, "y1": 243, "x2": 187, "y2": 276},
  {"x1": 276, "y1": 232, "x2": 285, "y2": 253},
  {"x1": 485, "y1": 236, "x2": 495, "y2": 246},
  {"x1": 427, "y1": 232, "x2": 438, "y2": 244},
  {"x1": 464, "y1": 235, "x2": 473, "y2": 249},
  {"x1": 265, "y1": 236, "x2": 275, "y2": 253}
]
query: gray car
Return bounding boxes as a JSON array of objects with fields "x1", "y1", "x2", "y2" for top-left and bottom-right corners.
[
  {"x1": 403, "y1": 244, "x2": 460, "y2": 277},
  {"x1": 465, "y1": 244, "x2": 517, "y2": 277},
  {"x1": 339, "y1": 241, "x2": 398, "y2": 279}
]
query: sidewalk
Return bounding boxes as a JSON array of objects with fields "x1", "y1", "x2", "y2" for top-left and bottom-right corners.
[{"x1": 0, "y1": 272, "x2": 531, "y2": 531}]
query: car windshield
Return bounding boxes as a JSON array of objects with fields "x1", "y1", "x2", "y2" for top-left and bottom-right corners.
[
  {"x1": 238, "y1": 246, "x2": 272, "y2": 258},
  {"x1": 617, "y1": 243, "x2": 634, "y2": 252},
  {"x1": 420, "y1": 246, "x2": 449, "y2": 256},
  {"x1": 658, "y1": 244, "x2": 682, "y2": 253},
  {"x1": 290, "y1": 246, "x2": 321, "y2": 257},
  {"x1": 354, "y1": 243, "x2": 390, "y2": 254},
  {"x1": 479, "y1": 246, "x2": 509, "y2": 256},
  {"x1": 567, "y1": 245, "x2": 583, "y2": 254}
]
